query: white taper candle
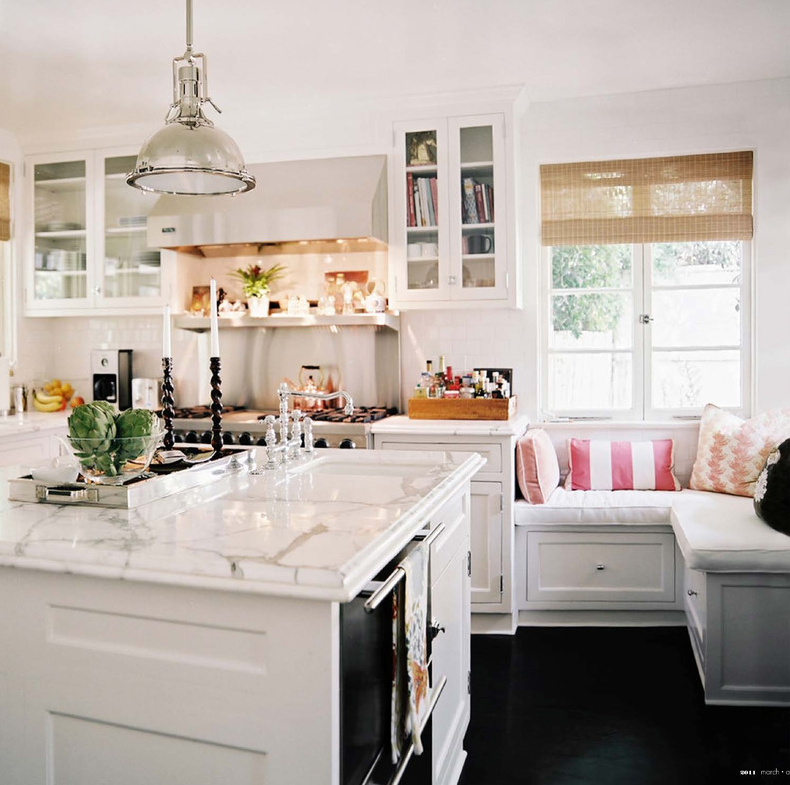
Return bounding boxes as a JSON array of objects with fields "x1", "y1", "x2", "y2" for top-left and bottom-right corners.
[
  {"x1": 209, "y1": 278, "x2": 220, "y2": 357},
  {"x1": 162, "y1": 304, "x2": 172, "y2": 358}
]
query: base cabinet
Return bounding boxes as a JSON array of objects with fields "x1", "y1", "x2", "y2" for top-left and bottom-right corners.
[
  {"x1": 374, "y1": 432, "x2": 521, "y2": 616},
  {"x1": 685, "y1": 568, "x2": 790, "y2": 706},
  {"x1": 0, "y1": 428, "x2": 66, "y2": 468}
]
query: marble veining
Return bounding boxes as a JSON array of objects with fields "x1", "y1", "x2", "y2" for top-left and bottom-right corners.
[{"x1": 0, "y1": 449, "x2": 483, "y2": 601}]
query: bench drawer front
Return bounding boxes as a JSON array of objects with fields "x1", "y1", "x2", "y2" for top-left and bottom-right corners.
[{"x1": 527, "y1": 532, "x2": 676, "y2": 603}]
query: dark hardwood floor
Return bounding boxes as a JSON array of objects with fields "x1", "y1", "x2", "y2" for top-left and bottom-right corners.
[{"x1": 459, "y1": 627, "x2": 790, "y2": 785}]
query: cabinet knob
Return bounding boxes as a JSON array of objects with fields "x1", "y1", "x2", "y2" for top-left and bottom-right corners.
[
  {"x1": 687, "y1": 589, "x2": 698, "y2": 596},
  {"x1": 92, "y1": 285, "x2": 101, "y2": 295},
  {"x1": 595, "y1": 564, "x2": 605, "y2": 571},
  {"x1": 447, "y1": 275, "x2": 457, "y2": 285}
]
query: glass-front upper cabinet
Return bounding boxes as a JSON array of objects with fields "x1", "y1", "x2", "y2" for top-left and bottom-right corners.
[
  {"x1": 100, "y1": 154, "x2": 162, "y2": 301},
  {"x1": 31, "y1": 156, "x2": 92, "y2": 307},
  {"x1": 391, "y1": 113, "x2": 510, "y2": 308},
  {"x1": 25, "y1": 148, "x2": 169, "y2": 315}
]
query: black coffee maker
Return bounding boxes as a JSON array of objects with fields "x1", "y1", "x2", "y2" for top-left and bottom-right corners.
[{"x1": 91, "y1": 349, "x2": 133, "y2": 410}]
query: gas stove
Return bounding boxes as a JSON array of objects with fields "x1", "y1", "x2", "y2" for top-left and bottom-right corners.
[{"x1": 166, "y1": 406, "x2": 398, "y2": 450}]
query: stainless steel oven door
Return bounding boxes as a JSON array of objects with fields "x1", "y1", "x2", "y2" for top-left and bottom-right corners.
[{"x1": 339, "y1": 525, "x2": 448, "y2": 785}]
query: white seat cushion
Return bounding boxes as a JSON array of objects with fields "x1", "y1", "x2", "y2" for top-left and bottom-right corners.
[
  {"x1": 514, "y1": 487, "x2": 677, "y2": 525},
  {"x1": 671, "y1": 490, "x2": 790, "y2": 572}
]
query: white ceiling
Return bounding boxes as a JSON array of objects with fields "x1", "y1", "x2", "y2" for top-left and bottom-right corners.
[{"x1": 1, "y1": 0, "x2": 788, "y2": 142}]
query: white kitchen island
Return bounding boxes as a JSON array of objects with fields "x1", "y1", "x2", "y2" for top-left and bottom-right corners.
[{"x1": 0, "y1": 449, "x2": 483, "y2": 785}]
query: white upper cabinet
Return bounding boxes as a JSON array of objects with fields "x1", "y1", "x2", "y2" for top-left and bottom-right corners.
[
  {"x1": 25, "y1": 148, "x2": 171, "y2": 316},
  {"x1": 389, "y1": 112, "x2": 517, "y2": 309}
]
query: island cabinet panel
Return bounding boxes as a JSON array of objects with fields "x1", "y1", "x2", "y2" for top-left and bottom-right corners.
[
  {"x1": 0, "y1": 569, "x2": 340, "y2": 785},
  {"x1": 431, "y1": 514, "x2": 471, "y2": 785}
]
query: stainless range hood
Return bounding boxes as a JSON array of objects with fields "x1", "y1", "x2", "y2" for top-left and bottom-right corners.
[{"x1": 147, "y1": 154, "x2": 387, "y2": 256}]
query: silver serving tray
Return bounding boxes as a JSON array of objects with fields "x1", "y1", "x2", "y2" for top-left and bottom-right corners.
[{"x1": 8, "y1": 447, "x2": 253, "y2": 509}]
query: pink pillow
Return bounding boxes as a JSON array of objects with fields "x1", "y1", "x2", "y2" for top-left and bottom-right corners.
[
  {"x1": 690, "y1": 404, "x2": 790, "y2": 497},
  {"x1": 516, "y1": 430, "x2": 560, "y2": 504},
  {"x1": 565, "y1": 438, "x2": 680, "y2": 491}
]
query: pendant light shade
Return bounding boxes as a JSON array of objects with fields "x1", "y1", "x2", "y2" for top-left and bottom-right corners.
[{"x1": 127, "y1": 0, "x2": 255, "y2": 196}]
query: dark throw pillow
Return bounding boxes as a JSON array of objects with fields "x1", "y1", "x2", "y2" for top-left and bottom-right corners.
[{"x1": 754, "y1": 438, "x2": 790, "y2": 535}]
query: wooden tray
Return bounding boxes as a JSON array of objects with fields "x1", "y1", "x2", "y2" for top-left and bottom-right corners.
[{"x1": 407, "y1": 396, "x2": 517, "y2": 421}]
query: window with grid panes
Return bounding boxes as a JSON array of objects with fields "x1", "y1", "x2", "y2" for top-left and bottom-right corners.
[{"x1": 540, "y1": 152, "x2": 753, "y2": 420}]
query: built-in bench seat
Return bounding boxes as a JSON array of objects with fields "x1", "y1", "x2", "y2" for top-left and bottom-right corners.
[{"x1": 515, "y1": 486, "x2": 790, "y2": 705}]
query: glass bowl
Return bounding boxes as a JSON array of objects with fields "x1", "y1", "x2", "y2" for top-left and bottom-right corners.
[{"x1": 68, "y1": 431, "x2": 163, "y2": 485}]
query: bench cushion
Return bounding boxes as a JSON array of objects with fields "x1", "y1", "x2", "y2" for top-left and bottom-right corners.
[
  {"x1": 514, "y1": 487, "x2": 676, "y2": 525},
  {"x1": 671, "y1": 490, "x2": 790, "y2": 572}
]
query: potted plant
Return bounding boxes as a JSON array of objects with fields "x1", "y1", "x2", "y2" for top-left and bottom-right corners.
[{"x1": 230, "y1": 263, "x2": 286, "y2": 317}]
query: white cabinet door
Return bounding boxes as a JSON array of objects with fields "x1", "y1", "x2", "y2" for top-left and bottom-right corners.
[
  {"x1": 431, "y1": 528, "x2": 470, "y2": 785},
  {"x1": 469, "y1": 481, "x2": 503, "y2": 604},
  {"x1": 25, "y1": 152, "x2": 95, "y2": 313}
]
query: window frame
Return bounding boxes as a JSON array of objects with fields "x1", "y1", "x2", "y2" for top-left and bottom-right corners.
[{"x1": 540, "y1": 240, "x2": 752, "y2": 421}]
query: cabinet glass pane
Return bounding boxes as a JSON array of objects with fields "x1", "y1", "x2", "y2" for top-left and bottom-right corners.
[
  {"x1": 103, "y1": 155, "x2": 161, "y2": 298},
  {"x1": 405, "y1": 130, "x2": 439, "y2": 290},
  {"x1": 459, "y1": 126, "x2": 495, "y2": 292},
  {"x1": 34, "y1": 160, "x2": 87, "y2": 301}
]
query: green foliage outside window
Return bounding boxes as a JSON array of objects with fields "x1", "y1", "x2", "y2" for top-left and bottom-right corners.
[{"x1": 551, "y1": 245, "x2": 630, "y2": 339}]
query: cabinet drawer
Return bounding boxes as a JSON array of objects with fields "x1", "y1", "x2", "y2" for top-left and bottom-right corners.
[
  {"x1": 527, "y1": 532, "x2": 676, "y2": 603},
  {"x1": 684, "y1": 567, "x2": 707, "y2": 647},
  {"x1": 377, "y1": 440, "x2": 502, "y2": 475},
  {"x1": 429, "y1": 494, "x2": 467, "y2": 584}
]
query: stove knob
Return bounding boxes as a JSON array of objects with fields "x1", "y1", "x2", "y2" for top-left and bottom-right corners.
[
  {"x1": 183, "y1": 431, "x2": 199, "y2": 444},
  {"x1": 223, "y1": 432, "x2": 235, "y2": 446},
  {"x1": 313, "y1": 438, "x2": 329, "y2": 449},
  {"x1": 339, "y1": 438, "x2": 356, "y2": 449},
  {"x1": 200, "y1": 430, "x2": 212, "y2": 444},
  {"x1": 256, "y1": 437, "x2": 268, "y2": 446},
  {"x1": 238, "y1": 432, "x2": 253, "y2": 446}
]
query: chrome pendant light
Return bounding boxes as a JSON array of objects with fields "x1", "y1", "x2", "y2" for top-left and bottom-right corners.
[{"x1": 127, "y1": 0, "x2": 255, "y2": 196}]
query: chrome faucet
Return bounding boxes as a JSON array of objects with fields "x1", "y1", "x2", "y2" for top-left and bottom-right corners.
[{"x1": 251, "y1": 383, "x2": 354, "y2": 471}]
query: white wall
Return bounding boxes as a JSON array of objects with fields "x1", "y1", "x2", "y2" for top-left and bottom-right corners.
[
  {"x1": 9, "y1": 78, "x2": 790, "y2": 418},
  {"x1": 401, "y1": 78, "x2": 790, "y2": 417}
]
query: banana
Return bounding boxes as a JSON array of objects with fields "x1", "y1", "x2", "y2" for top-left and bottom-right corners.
[
  {"x1": 33, "y1": 396, "x2": 63, "y2": 412},
  {"x1": 34, "y1": 390, "x2": 64, "y2": 405}
]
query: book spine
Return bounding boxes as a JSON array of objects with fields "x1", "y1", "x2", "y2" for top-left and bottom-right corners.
[
  {"x1": 414, "y1": 179, "x2": 423, "y2": 226},
  {"x1": 462, "y1": 177, "x2": 479, "y2": 224},
  {"x1": 482, "y1": 184, "x2": 491, "y2": 222},
  {"x1": 420, "y1": 178, "x2": 433, "y2": 226},
  {"x1": 430, "y1": 177, "x2": 439, "y2": 225},
  {"x1": 474, "y1": 184, "x2": 485, "y2": 225},
  {"x1": 406, "y1": 172, "x2": 417, "y2": 226},
  {"x1": 488, "y1": 184, "x2": 495, "y2": 222}
]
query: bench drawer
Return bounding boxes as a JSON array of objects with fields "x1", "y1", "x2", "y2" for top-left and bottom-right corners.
[{"x1": 527, "y1": 532, "x2": 676, "y2": 603}]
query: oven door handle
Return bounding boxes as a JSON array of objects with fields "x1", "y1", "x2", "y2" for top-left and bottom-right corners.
[
  {"x1": 363, "y1": 523, "x2": 447, "y2": 613},
  {"x1": 386, "y1": 675, "x2": 448, "y2": 785}
]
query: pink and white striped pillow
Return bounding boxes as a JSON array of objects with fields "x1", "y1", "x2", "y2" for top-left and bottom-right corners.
[{"x1": 565, "y1": 438, "x2": 680, "y2": 491}]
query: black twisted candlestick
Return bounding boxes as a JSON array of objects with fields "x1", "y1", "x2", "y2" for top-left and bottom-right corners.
[
  {"x1": 161, "y1": 357, "x2": 175, "y2": 450},
  {"x1": 209, "y1": 356, "x2": 223, "y2": 454}
]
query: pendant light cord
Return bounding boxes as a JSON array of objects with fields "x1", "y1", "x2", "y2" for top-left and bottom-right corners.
[{"x1": 186, "y1": 0, "x2": 193, "y2": 56}]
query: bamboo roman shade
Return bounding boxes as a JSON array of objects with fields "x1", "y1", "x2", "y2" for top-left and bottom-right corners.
[
  {"x1": 0, "y1": 163, "x2": 10, "y2": 241},
  {"x1": 540, "y1": 151, "x2": 753, "y2": 246}
]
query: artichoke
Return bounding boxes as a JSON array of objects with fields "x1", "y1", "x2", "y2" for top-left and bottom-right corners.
[
  {"x1": 113, "y1": 408, "x2": 160, "y2": 465},
  {"x1": 68, "y1": 401, "x2": 118, "y2": 475}
]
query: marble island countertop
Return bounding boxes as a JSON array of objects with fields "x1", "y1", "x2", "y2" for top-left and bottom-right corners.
[
  {"x1": 0, "y1": 449, "x2": 483, "y2": 602},
  {"x1": 0, "y1": 410, "x2": 69, "y2": 435}
]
